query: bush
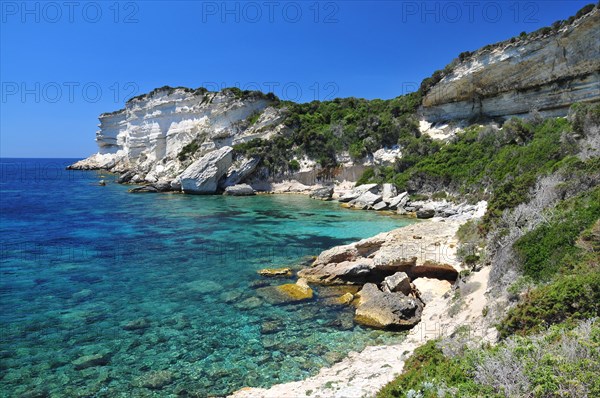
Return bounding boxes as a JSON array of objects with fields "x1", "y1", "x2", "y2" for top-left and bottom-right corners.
[
  {"x1": 500, "y1": 272, "x2": 600, "y2": 338},
  {"x1": 514, "y1": 187, "x2": 600, "y2": 280},
  {"x1": 288, "y1": 159, "x2": 300, "y2": 172}
]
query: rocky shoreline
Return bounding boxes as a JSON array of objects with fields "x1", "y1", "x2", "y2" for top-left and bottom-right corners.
[{"x1": 231, "y1": 212, "x2": 493, "y2": 398}]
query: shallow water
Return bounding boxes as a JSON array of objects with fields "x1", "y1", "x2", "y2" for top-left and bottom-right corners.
[{"x1": 0, "y1": 159, "x2": 414, "y2": 397}]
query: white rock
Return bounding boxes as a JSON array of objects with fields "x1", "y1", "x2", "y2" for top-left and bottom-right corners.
[
  {"x1": 381, "y1": 272, "x2": 412, "y2": 295},
  {"x1": 350, "y1": 192, "x2": 382, "y2": 209},
  {"x1": 382, "y1": 184, "x2": 397, "y2": 202},
  {"x1": 179, "y1": 146, "x2": 233, "y2": 194},
  {"x1": 387, "y1": 192, "x2": 409, "y2": 210},
  {"x1": 223, "y1": 184, "x2": 255, "y2": 196}
]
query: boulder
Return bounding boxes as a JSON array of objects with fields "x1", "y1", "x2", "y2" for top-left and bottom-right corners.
[
  {"x1": 221, "y1": 156, "x2": 260, "y2": 188},
  {"x1": 224, "y1": 184, "x2": 255, "y2": 196},
  {"x1": 170, "y1": 179, "x2": 182, "y2": 191},
  {"x1": 416, "y1": 209, "x2": 435, "y2": 219},
  {"x1": 350, "y1": 191, "x2": 382, "y2": 209},
  {"x1": 338, "y1": 184, "x2": 379, "y2": 202},
  {"x1": 154, "y1": 180, "x2": 172, "y2": 192},
  {"x1": 256, "y1": 279, "x2": 314, "y2": 304},
  {"x1": 382, "y1": 183, "x2": 398, "y2": 202},
  {"x1": 179, "y1": 146, "x2": 233, "y2": 194},
  {"x1": 117, "y1": 170, "x2": 136, "y2": 184},
  {"x1": 72, "y1": 352, "x2": 111, "y2": 370},
  {"x1": 354, "y1": 283, "x2": 423, "y2": 329},
  {"x1": 258, "y1": 267, "x2": 293, "y2": 277},
  {"x1": 335, "y1": 292, "x2": 355, "y2": 305},
  {"x1": 388, "y1": 192, "x2": 409, "y2": 210},
  {"x1": 129, "y1": 185, "x2": 158, "y2": 193},
  {"x1": 298, "y1": 259, "x2": 374, "y2": 285},
  {"x1": 309, "y1": 186, "x2": 334, "y2": 201},
  {"x1": 381, "y1": 272, "x2": 412, "y2": 295},
  {"x1": 372, "y1": 201, "x2": 388, "y2": 211}
]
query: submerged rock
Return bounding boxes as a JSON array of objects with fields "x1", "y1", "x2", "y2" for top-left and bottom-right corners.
[
  {"x1": 256, "y1": 279, "x2": 314, "y2": 304},
  {"x1": 235, "y1": 297, "x2": 263, "y2": 310},
  {"x1": 72, "y1": 352, "x2": 111, "y2": 370},
  {"x1": 354, "y1": 283, "x2": 423, "y2": 329},
  {"x1": 258, "y1": 267, "x2": 293, "y2": 277},
  {"x1": 134, "y1": 370, "x2": 174, "y2": 390},
  {"x1": 335, "y1": 292, "x2": 355, "y2": 305},
  {"x1": 122, "y1": 318, "x2": 150, "y2": 331}
]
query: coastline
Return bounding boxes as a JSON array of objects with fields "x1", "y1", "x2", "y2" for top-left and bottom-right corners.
[{"x1": 232, "y1": 212, "x2": 493, "y2": 398}]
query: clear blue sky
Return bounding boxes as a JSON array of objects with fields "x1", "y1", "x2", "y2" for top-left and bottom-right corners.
[{"x1": 0, "y1": 0, "x2": 592, "y2": 157}]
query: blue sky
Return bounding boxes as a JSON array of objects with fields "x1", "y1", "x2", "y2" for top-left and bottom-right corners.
[{"x1": 0, "y1": 0, "x2": 592, "y2": 157}]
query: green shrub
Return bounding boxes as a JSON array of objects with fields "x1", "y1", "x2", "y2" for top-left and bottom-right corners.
[
  {"x1": 177, "y1": 140, "x2": 200, "y2": 161},
  {"x1": 514, "y1": 187, "x2": 600, "y2": 280},
  {"x1": 500, "y1": 271, "x2": 600, "y2": 338},
  {"x1": 376, "y1": 340, "x2": 482, "y2": 398},
  {"x1": 288, "y1": 159, "x2": 300, "y2": 172}
]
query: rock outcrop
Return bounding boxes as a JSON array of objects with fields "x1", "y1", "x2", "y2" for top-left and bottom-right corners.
[
  {"x1": 68, "y1": 88, "x2": 282, "y2": 186},
  {"x1": 179, "y1": 146, "x2": 233, "y2": 194},
  {"x1": 354, "y1": 283, "x2": 423, "y2": 329},
  {"x1": 421, "y1": 8, "x2": 600, "y2": 122}
]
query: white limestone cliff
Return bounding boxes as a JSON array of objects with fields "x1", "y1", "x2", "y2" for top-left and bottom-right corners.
[
  {"x1": 69, "y1": 88, "x2": 285, "y2": 191},
  {"x1": 420, "y1": 8, "x2": 600, "y2": 122}
]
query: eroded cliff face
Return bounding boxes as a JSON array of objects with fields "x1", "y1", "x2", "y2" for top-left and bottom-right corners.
[
  {"x1": 69, "y1": 88, "x2": 285, "y2": 185},
  {"x1": 421, "y1": 8, "x2": 600, "y2": 122}
]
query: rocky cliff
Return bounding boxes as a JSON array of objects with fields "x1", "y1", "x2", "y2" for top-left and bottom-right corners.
[
  {"x1": 420, "y1": 7, "x2": 599, "y2": 122},
  {"x1": 69, "y1": 87, "x2": 287, "y2": 191},
  {"x1": 70, "y1": 6, "x2": 599, "y2": 192}
]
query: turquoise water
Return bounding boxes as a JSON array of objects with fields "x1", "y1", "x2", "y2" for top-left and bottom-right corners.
[{"x1": 0, "y1": 159, "x2": 414, "y2": 397}]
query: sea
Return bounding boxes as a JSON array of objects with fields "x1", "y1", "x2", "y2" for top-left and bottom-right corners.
[{"x1": 0, "y1": 158, "x2": 414, "y2": 397}]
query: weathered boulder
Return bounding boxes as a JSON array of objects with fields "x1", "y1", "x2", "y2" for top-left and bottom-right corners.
[
  {"x1": 381, "y1": 272, "x2": 412, "y2": 295},
  {"x1": 338, "y1": 184, "x2": 379, "y2": 202},
  {"x1": 372, "y1": 201, "x2": 388, "y2": 211},
  {"x1": 298, "y1": 259, "x2": 374, "y2": 285},
  {"x1": 349, "y1": 191, "x2": 382, "y2": 209},
  {"x1": 258, "y1": 267, "x2": 292, "y2": 277},
  {"x1": 256, "y1": 279, "x2": 314, "y2": 304},
  {"x1": 154, "y1": 180, "x2": 172, "y2": 192},
  {"x1": 354, "y1": 283, "x2": 423, "y2": 329},
  {"x1": 224, "y1": 184, "x2": 255, "y2": 196},
  {"x1": 382, "y1": 183, "x2": 397, "y2": 202},
  {"x1": 309, "y1": 186, "x2": 334, "y2": 201},
  {"x1": 129, "y1": 185, "x2": 158, "y2": 193},
  {"x1": 416, "y1": 209, "x2": 435, "y2": 219},
  {"x1": 117, "y1": 170, "x2": 136, "y2": 184},
  {"x1": 221, "y1": 156, "x2": 260, "y2": 188},
  {"x1": 335, "y1": 292, "x2": 355, "y2": 305},
  {"x1": 179, "y1": 146, "x2": 233, "y2": 194},
  {"x1": 388, "y1": 192, "x2": 409, "y2": 210}
]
